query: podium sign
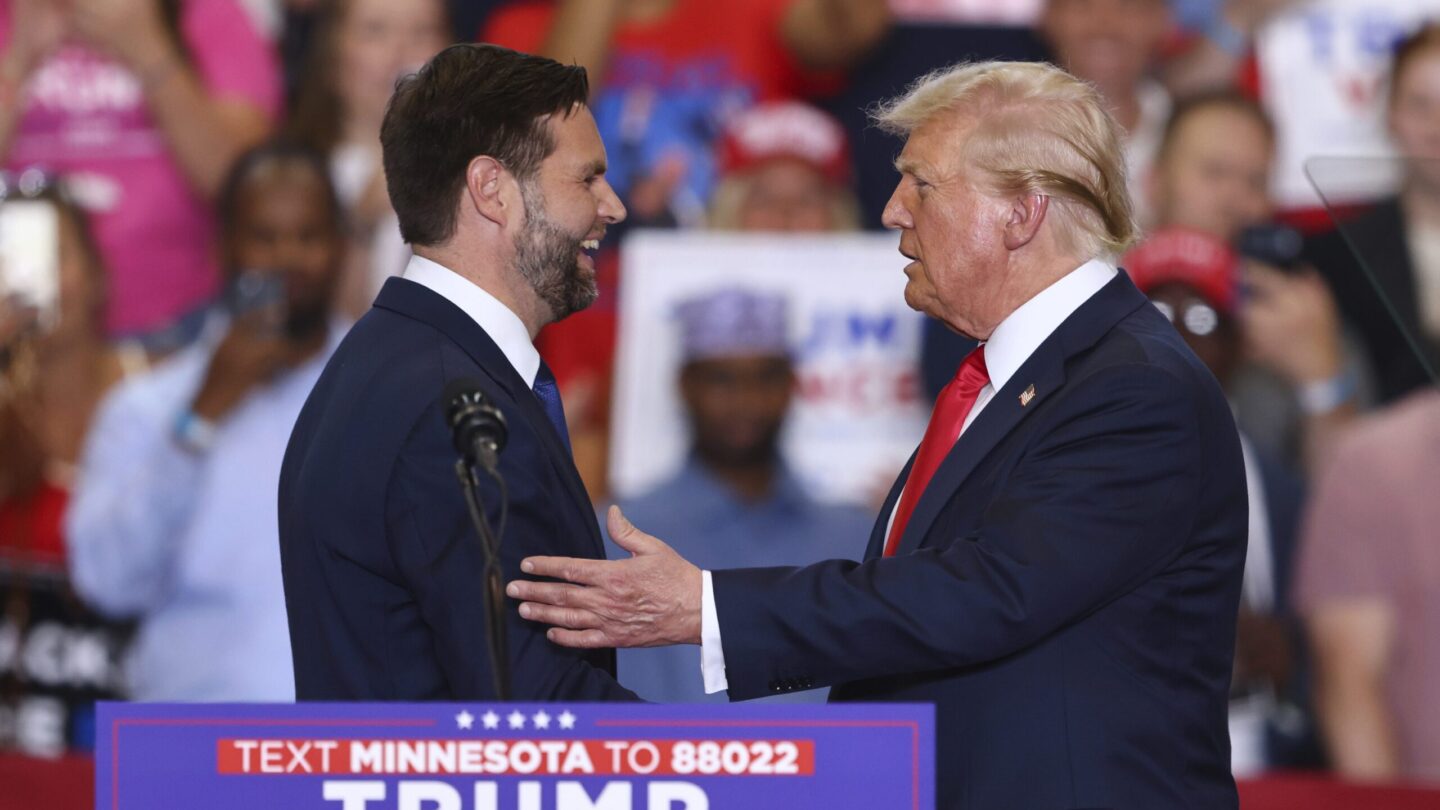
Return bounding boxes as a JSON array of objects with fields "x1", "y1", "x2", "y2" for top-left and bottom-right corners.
[{"x1": 97, "y1": 702, "x2": 934, "y2": 809}]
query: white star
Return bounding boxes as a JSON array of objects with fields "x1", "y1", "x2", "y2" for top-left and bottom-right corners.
[
  {"x1": 558, "y1": 711, "x2": 576, "y2": 730},
  {"x1": 455, "y1": 710, "x2": 475, "y2": 730},
  {"x1": 482, "y1": 711, "x2": 500, "y2": 730},
  {"x1": 507, "y1": 710, "x2": 527, "y2": 730},
  {"x1": 532, "y1": 710, "x2": 551, "y2": 730}
]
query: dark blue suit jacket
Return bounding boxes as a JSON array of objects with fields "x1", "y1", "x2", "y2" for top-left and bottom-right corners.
[
  {"x1": 711, "y1": 274, "x2": 1247, "y2": 809},
  {"x1": 278, "y1": 278, "x2": 635, "y2": 701}
]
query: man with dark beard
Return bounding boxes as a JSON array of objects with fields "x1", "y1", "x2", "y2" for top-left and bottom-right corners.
[
  {"x1": 68, "y1": 141, "x2": 348, "y2": 700},
  {"x1": 277, "y1": 44, "x2": 637, "y2": 700}
]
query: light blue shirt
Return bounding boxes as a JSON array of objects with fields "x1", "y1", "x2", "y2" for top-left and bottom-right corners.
[
  {"x1": 607, "y1": 457, "x2": 872, "y2": 703},
  {"x1": 65, "y1": 318, "x2": 345, "y2": 701}
]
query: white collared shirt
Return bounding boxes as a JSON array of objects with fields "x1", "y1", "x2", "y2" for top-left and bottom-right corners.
[
  {"x1": 403, "y1": 254, "x2": 542, "y2": 386},
  {"x1": 699, "y1": 258, "x2": 1119, "y2": 694}
]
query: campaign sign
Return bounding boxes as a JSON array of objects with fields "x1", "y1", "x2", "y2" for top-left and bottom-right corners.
[
  {"x1": 97, "y1": 702, "x2": 934, "y2": 809},
  {"x1": 612, "y1": 231, "x2": 928, "y2": 507}
]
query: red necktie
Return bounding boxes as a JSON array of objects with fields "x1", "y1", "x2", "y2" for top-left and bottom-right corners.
[{"x1": 883, "y1": 346, "x2": 990, "y2": 557}]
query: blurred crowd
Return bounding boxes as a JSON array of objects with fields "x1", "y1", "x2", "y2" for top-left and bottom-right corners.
[{"x1": 1, "y1": 0, "x2": 1439, "y2": 790}]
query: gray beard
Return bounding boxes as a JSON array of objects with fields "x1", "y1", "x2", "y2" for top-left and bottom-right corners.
[{"x1": 514, "y1": 182, "x2": 598, "y2": 322}]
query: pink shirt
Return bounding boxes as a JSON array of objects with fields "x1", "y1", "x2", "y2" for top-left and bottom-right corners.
[
  {"x1": 1, "y1": 0, "x2": 281, "y2": 337},
  {"x1": 1295, "y1": 389, "x2": 1440, "y2": 781}
]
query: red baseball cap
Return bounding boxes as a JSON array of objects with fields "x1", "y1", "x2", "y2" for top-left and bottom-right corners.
[
  {"x1": 717, "y1": 101, "x2": 851, "y2": 184},
  {"x1": 1122, "y1": 227, "x2": 1241, "y2": 315}
]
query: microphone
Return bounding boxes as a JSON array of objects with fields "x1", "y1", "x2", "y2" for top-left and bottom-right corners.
[
  {"x1": 441, "y1": 377, "x2": 512, "y2": 700},
  {"x1": 444, "y1": 378, "x2": 508, "y2": 474}
]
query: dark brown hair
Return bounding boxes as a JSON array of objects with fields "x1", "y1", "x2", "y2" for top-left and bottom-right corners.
[
  {"x1": 1390, "y1": 22, "x2": 1440, "y2": 106},
  {"x1": 379, "y1": 44, "x2": 589, "y2": 247},
  {"x1": 1157, "y1": 90, "x2": 1275, "y2": 163}
]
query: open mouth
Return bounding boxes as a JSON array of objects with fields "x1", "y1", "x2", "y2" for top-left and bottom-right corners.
[{"x1": 577, "y1": 237, "x2": 602, "y2": 271}]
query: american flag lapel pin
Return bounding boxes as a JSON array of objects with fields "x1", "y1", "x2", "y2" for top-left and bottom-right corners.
[{"x1": 1019, "y1": 384, "x2": 1036, "y2": 407}]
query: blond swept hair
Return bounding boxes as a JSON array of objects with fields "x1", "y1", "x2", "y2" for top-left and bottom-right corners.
[{"x1": 874, "y1": 61, "x2": 1139, "y2": 260}]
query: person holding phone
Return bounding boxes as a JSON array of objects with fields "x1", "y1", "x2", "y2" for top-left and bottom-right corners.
[
  {"x1": 0, "y1": 0, "x2": 280, "y2": 349},
  {"x1": 0, "y1": 180, "x2": 138, "y2": 567},
  {"x1": 1144, "y1": 89, "x2": 1361, "y2": 474},
  {"x1": 64, "y1": 142, "x2": 346, "y2": 701}
]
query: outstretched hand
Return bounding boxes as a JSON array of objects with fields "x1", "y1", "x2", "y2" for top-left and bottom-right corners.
[{"x1": 507, "y1": 506, "x2": 703, "y2": 649}]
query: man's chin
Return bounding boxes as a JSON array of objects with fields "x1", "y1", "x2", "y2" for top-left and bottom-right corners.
[
  {"x1": 902, "y1": 283, "x2": 929, "y2": 315},
  {"x1": 546, "y1": 275, "x2": 600, "y2": 322}
]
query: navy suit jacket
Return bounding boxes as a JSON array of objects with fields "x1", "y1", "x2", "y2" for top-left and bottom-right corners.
[
  {"x1": 711, "y1": 274, "x2": 1247, "y2": 809},
  {"x1": 279, "y1": 278, "x2": 635, "y2": 701}
]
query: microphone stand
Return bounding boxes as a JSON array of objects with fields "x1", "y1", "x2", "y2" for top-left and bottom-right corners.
[{"x1": 453, "y1": 457, "x2": 511, "y2": 701}]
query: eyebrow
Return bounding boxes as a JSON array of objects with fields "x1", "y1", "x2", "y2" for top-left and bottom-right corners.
[
  {"x1": 893, "y1": 157, "x2": 930, "y2": 178},
  {"x1": 581, "y1": 159, "x2": 607, "y2": 178}
]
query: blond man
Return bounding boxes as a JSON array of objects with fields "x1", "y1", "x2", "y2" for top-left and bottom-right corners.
[{"x1": 509, "y1": 62, "x2": 1248, "y2": 809}]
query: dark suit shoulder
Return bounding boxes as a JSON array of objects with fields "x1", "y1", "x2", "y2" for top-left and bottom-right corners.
[{"x1": 1070, "y1": 300, "x2": 1223, "y2": 396}]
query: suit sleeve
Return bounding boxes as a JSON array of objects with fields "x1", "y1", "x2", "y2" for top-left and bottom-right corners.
[
  {"x1": 384, "y1": 407, "x2": 639, "y2": 702},
  {"x1": 712, "y1": 364, "x2": 1208, "y2": 700}
]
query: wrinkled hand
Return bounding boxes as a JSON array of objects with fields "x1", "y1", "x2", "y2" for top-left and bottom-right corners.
[
  {"x1": 1241, "y1": 260, "x2": 1344, "y2": 385},
  {"x1": 508, "y1": 506, "x2": 703, "y2": 649}
]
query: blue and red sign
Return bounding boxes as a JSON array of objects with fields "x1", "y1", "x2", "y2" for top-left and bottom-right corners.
[{"x1": 97, "y1": 702, "x2": 934, "y2": 809}]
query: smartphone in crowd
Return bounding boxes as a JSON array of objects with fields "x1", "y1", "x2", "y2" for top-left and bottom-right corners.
[
  {"x1": 0, "y1": 199, "x2": 62, "y2": 330},
  {"x1": 1234, "y1": 223, "x2": 1307, "y2": 273},
  {"x1": 225, "y1": 269, "x2": 288, "y2": 333}
]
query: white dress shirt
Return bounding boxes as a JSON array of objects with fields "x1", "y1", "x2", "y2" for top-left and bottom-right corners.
[
  {"x1": 699, "y1": 258, "x2": 1119, "y2": 694},
  {"x1": 403, "y1": 254, "x2": 541, "y2": 386}
]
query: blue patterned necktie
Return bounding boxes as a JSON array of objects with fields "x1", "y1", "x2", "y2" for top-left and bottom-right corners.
[{"x1": 532, "y1": 361, "x2": 572, "y2": 453}]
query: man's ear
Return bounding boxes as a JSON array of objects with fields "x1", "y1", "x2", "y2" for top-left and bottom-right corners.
[
  {"x1": 1003, "y1": 192, "x2": 1048, "y2": 251},
  {"x1": 464, "y1": 156, "x2": 511, "y2": 228}
]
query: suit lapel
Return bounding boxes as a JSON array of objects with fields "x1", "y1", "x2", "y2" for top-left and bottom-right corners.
[
  {"x1": 374, "y1": 278, "x2": 606, "y2": 558},
  {"x1": 892, "y1": 350, "x2": 1066, "y2": 556},
  {"x1": 892, "y1": 273, "x2": 1150, "y2": 557}
]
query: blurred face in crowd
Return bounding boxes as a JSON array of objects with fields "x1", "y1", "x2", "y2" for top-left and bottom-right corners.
[
  {"x1": 224, "y1": 160, "x2": 345, "y2": 339},
  {"x1": 1147, "y1": 282, "x2": 1239, "y2": 384},
  {"x1": 680, "y1": 354, "x2": 794, "y2": 469},
  {"x1": 1390, "y1": 42, "x2": 1440, "y2": 194},
  {"x1": 512, "y1": 106, "x2": 627, "y2": 322},
  {"x1": 1151, "y1": 104, "x2": 1273, "y2": 242},
  {"x1": 883, "y1": 113, "x2": 1016, "y2": 340},
  {"x1": 737, "y1": 160, "x2": 838, "y2": 232},
  {"x1": 1040, "y1": 0, "x2": 1169, "y2": 94},
  {"x1": 337, "y1": 0, "x2": 449, "y2": 127}
]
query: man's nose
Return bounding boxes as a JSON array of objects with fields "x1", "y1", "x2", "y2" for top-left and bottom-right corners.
[
  {"x1": 597, "y1": 177, "x2": 627, "y2": 225},
  {"x1": 882, "y1": 187, "x2": 912, "y2": 230}
]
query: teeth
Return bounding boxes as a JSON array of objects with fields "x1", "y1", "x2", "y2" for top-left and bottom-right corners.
[{"x1": 581, "y1": 239, "x2": 599, "y2": 251}]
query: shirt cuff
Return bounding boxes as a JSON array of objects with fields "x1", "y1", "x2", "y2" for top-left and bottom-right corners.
[{"x1": 700, "y1": 570, "x2": 728, "y2": 694}]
